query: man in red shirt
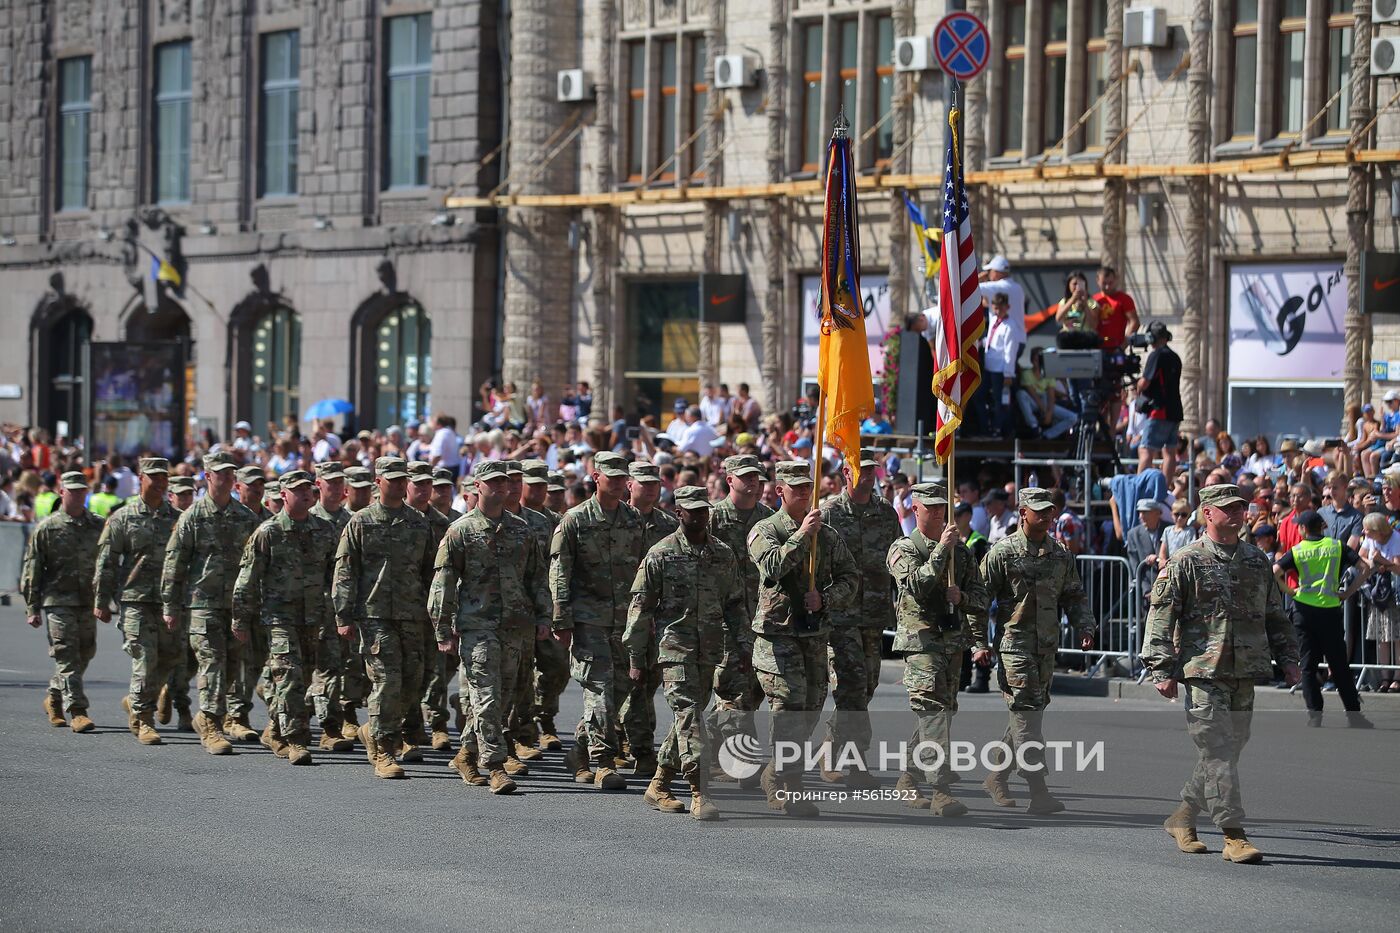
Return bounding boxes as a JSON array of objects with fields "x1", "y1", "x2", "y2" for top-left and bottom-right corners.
[
  {"x1": 1094, "y1": 265, "x2": 1140, "y2": 351},
  {"x1": 1275, "y1": 483, "x2": 1316, "y2": 587}
]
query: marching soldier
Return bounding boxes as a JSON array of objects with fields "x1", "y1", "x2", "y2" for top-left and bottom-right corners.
[
  {"x1": 430, "y1": 460, "x2": 549, "y2": 794},
  {"x1": 160, "y1": 452, "x2": 260, "y2": 755},
  {"x1": 345, "y1": 466, "x2": 375, "y2": 512},
  {"x1": 818, "y1": 449, "x2": 901, "y2": 787},
  {"x1": 94, "y1": 457, "x2": 181, "y2": 746},
  {"x1": 887, "y1": 482, "x2": 987, "y2": 815},
  {"x1": 1143, "y1": 483, "x2": 1302, "y2": 864},
  {"x1": 508, "y1": 459, "x2": 557, "y2": 761},
  {"x1": 980, "y1": 487, "x2": 1095, "y2": 814},
  {"x1": 335, "y1": 464, "x2": 375, "y2": 738},
  {"x1": 262, "y1": 480, "x2": 283, "y2": 516},
  {"x1": 549, "y1": 451, "x2": 646, "y2": 790},
  {"x1": 332, "y1": 457, "x2": 437, "y2": 779},
  {"x1": 228, "y1": 465, "x2": 272, "y2": 735},
  {"x1": 168, "y1": 475, "x2": 195, "y2": 511},
  {"x1": 420, "y1": 464, "x2": 464, "y2": 749},
  {"x1": 624, "y1": 486, "x2": 749, "y2": 821},
  {"x1": 160, "y1": 475, "x2": 197, "y2": 731},
  {"x1": 309, "y1": 461, "x2": 356, "y2": 752},
  {"x1": 495, "y1": 461, "x2": 541, "y2": 776},
  {"x1": 545, "y1": 471, "x2": 567, "y2": 515},
  {"x1": 532, "y1": 471, "x2": 569, "y2": 749},
  {"x1": 748, "y1": 460, "x2": 859, "y2": 817},
  {"x1": 405, "y1": 460, "x2": 454, "y2": 751},
  {"x1": 22, "y1": 471, "x2": 105, "y2": 733},
  {"x1": 233, "y1": 470, "x2": 340, "y2": 766},
  {"x1": 430, "y1": 466, "x2": 462, "y2": 521}
]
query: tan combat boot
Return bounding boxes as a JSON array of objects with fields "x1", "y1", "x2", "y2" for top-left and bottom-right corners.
[
  {"x1": 1025, "y1": 774, "x2": 1066, "y2": 815},
  {"x1": 818, "y1": 740, "x2": 845, "y2": 785},
  {"x1": 156, "y1": 685, "x2": 172, "y2": 725},
  {"x1": 286, "y1": 743, "x2": 313, "y2": 766},
  {"x1": 565, "y1": 747, "x2": 595, "y2": 785},
  {"x1": 121, "y1": 696, "x2": 139, "y2": 736},
  {"x1": 136, "y1": 712, "x2": 163, "y2": 746},
  {"x1": 431, "y1": 729, "x2": 453, "y2": 752},
  {"x1": 503, "y1": 752, "x2": 529, "y2": 776},
  {"x1": 779, "y1": 773, "x2": 819, "y2": 818},
  {"x1": 1163, "y1": 802, "x2": 1209, "y2": 854},
  {"x1": 396, "y1": 738, "x2": 423, "y2": 763},
  {"x1": 340, "y1": 709, "x2": 361, "y2": 742},
  {"x1": 488, "y1": 769, "x2": 518, "y2": 795},
  {"x1": 359, "y1": 725, "x2": 405, "y2": 779},
  {"x1": 594, "y1": 766, "x2": 626, "y2": 790},
  {"x1": 260, "y1": 723, "x2": 290, "y2": 758},
  {"x1": 194, "y1": 712, "x2": 233, "y2": 755},
  {"x1": 1221, "y1": 828, "x2": 1263, "y2": 864},
  {"x1": 43, "y1": 691, "x2": 66, "y2": 727},
  {"x1": 224, "y1": 714, "x2": 258, "y2": 743},
  {"x1": 760, "y1": 763, "x2": 784, "y2": 812},
  {"x1": 536, "y1": 717, "x2": 562, "y2": 752},
  {"x1": 632, "y1": 751, "x2": 659, "y2": 781},
  {"x1": 929, "y1": 789, "x2": 970, "y2": 818},
  {"x1": 983, "y1": 770, "x2": 1017, "y2": 807},
  {"x1": 449, "y1": 745, "x2": 488, "y2": 786},
  {"x1": 896, "y1": 771, "x2": 931, "y2": 809},
  {"x1": 70, "y1": 714, "x2": 96, "y2": 734},
  {"x1": 514, "y1": 740, "x2": 543, "y2": 762},
  {"x1": 318, "y1": 721, "x2": 354, "y2": 752},
  {"x1": 687, "y1": 771, "x2": 719, "y2": 822},
  {"x1": 644, "y1": 765, "x2": 687, "y2": 813},
  {"x1": 176, "y1": 709, "x2": 195, "y2": 733}
]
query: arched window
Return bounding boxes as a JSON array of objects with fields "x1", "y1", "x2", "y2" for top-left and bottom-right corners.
[
  {"x1": 370, "y1": 302, "x2": 431, "y2": 428},
  {"x1": 249, "y1": 306, "x2": 301, "y2": 429},
  {"x1": 36, "y1": 306, "x2": 92, "y2": 439}
]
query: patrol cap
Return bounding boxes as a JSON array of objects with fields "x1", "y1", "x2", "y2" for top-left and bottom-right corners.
[
  {"x1": 473, "y1": 459, "x2": 510, "y2": 481},
  {"x1": 432, "y1": 467, "x2": 455, "y2": 486},
  {"x1": 1136, "y1": 498, "x2": 1163, "y2": 513},
  {"x1": 629, "y1": 461, "x2": 661, "y2": 483},
  {"x1": 407, "y1": 460, "x2": 433, "y2": 482},
  {"x1": 1017, "y1": 487, "x2": 1056, "y2": 512},
  {"x1": 723, "y1": 454, "x2": 765, "y2": 477},
  {"x1": 522, "y1": 459, "x2": 550, "y2": 485},
  {"x1": 140, "y1": 457, "x2": 171, "y2": 476},
  {"x1": 236, "y1": 465, "x2": 266, "y2": 485},
  {"x1": 546, "y1": 471, "x2": 566, "y2": 492},
  {"x1": 503, "y1": 460, "x2": 524, "y2": 477},
  {"x1": 673, "y1": 486, "x2": 712, "y2": 510},
  {"x1": 858, "y1": 448, "x2": 881, "y2": 469},
  {"x1": 593, "y1": 452, "x2": 630, "y2": 478},
  {"x1": 315, "y1": 461, "x2": 345, "y2": 479},
  {"x1": 263, "y1": 479, "x2": 281, "y2": 496},
  {"x1": 60, "y1": 471, "x2": 89, "y2": 490},
  {"x1": 1198, "y1": 483, "x2": 1248, "y2": 508},
  {"x1": 280, "y1": 469, "x2": 314, "y2": 489},
  {"x1": 345, "y1": 466, "x2": 373, "y2": 488},
  {"x1": 775, "y1": 460, "x2": 814, "y2": 486},
  {"x1": 168, "y1": 476, "x2": 195, "y2": 493},
  {"x1": 910, "y1": 482, "x2": 948, "y2": 506},
  {"x1": 203, "y1": 451, "x2": 238, "y2": 473},
  {"x1": 374, "y1": 457, "x2": 410, "y2": 480},
  {"x1": 459, "y1": 475, "x2": 477, "y2": 494}
]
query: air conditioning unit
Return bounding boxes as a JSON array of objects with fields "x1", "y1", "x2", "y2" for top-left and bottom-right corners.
[
  {"x1": 557, "y1": 69, "x2": 592, "y2": 102},
  {"x1": 893, "y1": 36, "x2": 932, "y2": 72},
  {"x1": 1123, "y1": 6, "x2": 1168, "y2": 48},
  {"x1": 1375, "y1": 0, "x2": 1400, "y2": 24},
  {"x1": 1375, "y1": 37, "x2": 1400, "y2": 76},
  {"x1": 714, "y1": 55, "x2": 757, "y2": 89}
]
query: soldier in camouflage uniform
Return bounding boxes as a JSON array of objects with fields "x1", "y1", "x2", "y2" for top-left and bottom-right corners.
[
  {"x1": 549, "y1": 451, "x2": 646, "y2": 790},
  {"x1": 624, "y1": 486, "x2": 749, "y2": 821},
  {"x1": 233, "y1": 470, "x2": 339, "y2": 766},
  {"x1": 403, "y1": 460, "x2": 454, "y2": 752},
  {"x1": 617, "y1": 460, "x2": 679, "y2": 778},
  {"x1": 229, "y1": 465, "x2": 273, "y2": 733},
  {"x1": 748, "y1": 460, "x2": 860, "y2": 817},
  {"x1": 705, "y1": 454, "x2": 772, "y2": 781},
  {"x1": 94, "y1": 457, "x2": 181, "y2": 746},
  {"x1": 818, "y1": 449, "x2": 901, "y2": 787},
  {"x1": 336, "y1": 465, "x2": 375, "y2": 729},
  {"x1": 23, "y1": 471, "x2": 105, "y2": 733},
  {"x1": 980, "y1": 487, "x2": 1095, "y2": 813},
  {"x1": 430, "y1": 466, "x2": 462, "y2": 521},
  {"x1": 238, "y1": 466, "x2": 271, "y2": 523},
  {"x1": 168, "y1": 475, "x2": 195, "y2": 510},
  {"x1": 345, "y1": 466, "x2": 375, "y2": 512},
  {"x1": 421, "y1": 465, "x2": 464, "y2": 749},
  {"x1": 430, "y1": 460, "x2": 549, "y2": 794},
  {"x1": 545, "y1": 471, "x2": 567, "y2": 515},
  {"x1": 262, "y1": 480, "x2": 283, "y2": 516},
  {"x1": 159, "y1": 475, "x2": 197, "y2": 732},
  {"x1": 1143, "y1": 483, "x2": 1302, "y2": 864},
  {"x1": 532, "y1": 471, "x2": 570, "y2": 750},
  {"x1": 506, "y1": 459, "x2": 557, "y2": 761},
  {"x1": 308, "y1": 461, "x2": 356, "y2": 751},
  {"x1": 160, "y1": 451, "x2": 260, "y2": 754},
  {"x1": 333, "y1": 457, "x2": 437, "y2": 779},
  {"x1": 488, "y1": 460, "x2": 543, "y2": 777},
  {"x1": 887, "y1": 482, "x2": 988, "y2": 816}
]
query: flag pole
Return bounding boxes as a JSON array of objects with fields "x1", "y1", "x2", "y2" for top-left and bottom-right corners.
[
  {"x1": 809, "y1": 387, "x2": 824, "y2": 589},
  {"x1": 944, "y1": 65, "x2": 964, "y2": 607}
]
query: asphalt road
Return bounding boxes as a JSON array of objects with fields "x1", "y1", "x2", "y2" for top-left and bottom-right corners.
[{"x1": 1, "y1": 603, "x2": 1396, "y2": 932}]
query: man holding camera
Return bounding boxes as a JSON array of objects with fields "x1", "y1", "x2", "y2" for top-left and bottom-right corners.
[{"x1": 1136, "y1": 321, "x2": 1182, "y2": 477}]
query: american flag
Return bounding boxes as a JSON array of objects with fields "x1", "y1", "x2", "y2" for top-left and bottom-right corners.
[{"x1": 931, "y1": 106, "x2": 984, "y2": 464}]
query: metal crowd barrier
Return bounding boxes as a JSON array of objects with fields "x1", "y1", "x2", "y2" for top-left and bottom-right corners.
[
  {"x1": 1058, "y1": 554, "x2": 1142, "y2": 678},
  {"x1": 0, "y1": 521, "x2": 33, "y2": 604}
]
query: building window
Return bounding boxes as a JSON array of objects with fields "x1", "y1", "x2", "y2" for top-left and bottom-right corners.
[
  {"x1": 259, "y1": 31, "x2": 300, "y2": 197},
  {"x1": 57, "y1": 57, "x2": 91, "y2": 211},
  {"x1": 623, "y1": 281, "x2": 699, "y2": 415},
  {"x1": 874, "y1": 15, "x2": 895, "y2": 163},
  {"x1": 837, "y1": 18, "x2": 859, "y2": 137},
  {"x1": 1231, "y1": 1, "x2": 1258, "y2": 139},
  {"x1": 154, "y1": 41, "x2": 192, "y2": 203},
  {"x1": 249, "y1": 306, "x2": 301, "y2": 430},
  {"x1": 800, "y1": 22, "x2": 824, "y2": 171},
  {"x1": 1326, "y1": 0, "x2": 1354, "y2": 133},
  {"x1": 625, "y1": 41, "x2": 645, "y2": 182},
  {"x1": 1041, "y1": 0, "x2": 1068, "y2": 151},
  {"x1": 999, "y1": 1, "x2": 1026, "y2": 155},
  {"x1": 384, "y1": 13, "x2": 431, "y2": 189},
  {"x1": 371, "y1": 303, "x2": 431, "y2": 428},
  {"x1": 1083, "y1": 5, "x2": 1108, "y2": 148},
  {"x1": 689, "y1": 36, "x2": 708, "y2": 179},
  {"x1": 1277, "y1": 0, "x2": 1307, "y2": 136},
  {"x1": 41, "y1": 308, "x2": 92, "y2": 439},
  {"x1": 657, "y1": 38, "x2": 678, "y2": 182}
]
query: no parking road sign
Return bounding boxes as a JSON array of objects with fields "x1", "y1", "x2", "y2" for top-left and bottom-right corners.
[{"x1": 933, "y1": 11, "x2": 990, "y2": 81}]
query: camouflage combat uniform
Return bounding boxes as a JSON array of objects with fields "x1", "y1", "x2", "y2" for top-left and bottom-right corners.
[
  {"x1": 421, "y1": 465, "x2": 465, "y2": 738},
  {"x1": 548, "y1": 453, "x2": 646, "y2": 770},
  {"x1": 231, "y1": 465, "x2": 275, "y2": 721},
  {"x1": 309, "y1": 462, "x2": 355, "y2": 736},
  {"x1": 506, "y1": 460, "x2": 558, "y2": 750},
  {"x1": 162, "y1": 474, "x2": 198, "y2": 724},
  {"x1": 532, "y1": 474, "x2": 568, "y2": 740},
  {"x1": 233, "y1": 471, "x2": 339, "y2": 749},
  {"x1": 21, "y1": 475, "x2": 104, "y2": 718},
  {"x1": 333, "y1": 465, "x2": 377, "y2": 720},
  {"x1": 404, "y1": 460, "x2": 454, "y2": 742},
  {"x1": 1143, "y1": 488, "x2": 1300, "y2": 830},
  {"x1": 94, "y1": 460, "x2": 181, "y2": 719}
]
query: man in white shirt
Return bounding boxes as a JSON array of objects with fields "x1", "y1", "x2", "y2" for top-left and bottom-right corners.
[
  {"x1": 428, "y1": 414, "x2": 463, "y2": 476},
  {"x1": 981, "y1": 293, "x2": 1018, "y2": 437},
  {"x1": 107, "y1": 454, "x2": 138, "y2": 500},
  {"x1": 977, "y1": 255, "x2": 1027, "y2": 352},
  {"x1": 699, "y1": 383, "x2": 730, "y2": 427},
  {"x1": 985, "y1": 490, "x2": 1017, "y2": 543},
  {"x1": 311, "y1": 421, "x2": 341, "y2": 463},
  {"x1": 734, "y1": 382, "x2": 762, "y2": 430},
  {"x1": 676, "y1": 406, "x2": 718, "y2": 456}
]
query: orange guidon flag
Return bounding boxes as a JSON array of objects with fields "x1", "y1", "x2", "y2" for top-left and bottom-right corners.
[{"x1": 817, "y1": 112, "x2": 875, "y2": 487}]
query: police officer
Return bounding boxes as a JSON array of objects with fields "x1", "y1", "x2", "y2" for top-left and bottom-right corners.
[
  {"x1": 22, "y1": 471, "x2": 105, "y2": 733},
  {"x1": 624, "y1": 486, "x2": 749, "y2": 821},
  {"x1": 549, "y1": 451, "x2": 646, "y2": 790},
  {"x1": 979, "y1": 487, "x2": 1095, "y2": 813},
  {"x1": 748, "y1": 460, "x2": 859, "y2": 817},
  {"x1": 160, "y1": 451, "x2": 260, "y2": 755},
  {"x1": 94, "y1": 458, "x2": 181, "y2": 746},
  {"x1": 887, "y1": 482, "x2": 987, "y2": 815},
  {"x1": 818, "y1": 448, "x2": 901, "y2": 787},
  {"x1": 1145, "y1": 484, "x2": 1303, "y2": 863},
  {"x1": 233, "y1": 470, "x2": 339, "y2": 766}
]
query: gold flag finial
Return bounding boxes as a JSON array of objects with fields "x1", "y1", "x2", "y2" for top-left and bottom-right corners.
[{"x1": 833, "y1": 108, "x2": 850, "y2": 139}]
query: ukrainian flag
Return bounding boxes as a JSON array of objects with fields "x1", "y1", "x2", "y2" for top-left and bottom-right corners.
[
  {"x1": 902, "y1": 192, "x2": 942, "y2": 281},
  {"x1": 150, "y1": 256, "x2": 182, "y2": 288}
]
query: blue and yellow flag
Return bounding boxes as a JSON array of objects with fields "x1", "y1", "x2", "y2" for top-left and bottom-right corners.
[
  {"x1": 902, "y1": 192, "x2": 942, "y2": 281},
  {"x1": 150, "y1": 256, "x2": 182, "y2": 288}
]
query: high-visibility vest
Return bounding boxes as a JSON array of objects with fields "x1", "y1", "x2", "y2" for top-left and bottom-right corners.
[
  {"x1": 34, "y1": 491, "x2": 58, "y2": 518},
  {"x1": 89, "y1": 492, "x2": 121, "y2": 517},
  {"x1": 1292, "y1": 537, "x2": 1342, "y2": 609}
]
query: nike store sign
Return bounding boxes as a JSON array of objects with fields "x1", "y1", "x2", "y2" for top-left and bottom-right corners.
[
  {"x1": 1363, "y1": 251, "x2": 1400, "y2": 315},
  {"x1": 699, "y1": 273, "x2": 747, "y2": 324}
]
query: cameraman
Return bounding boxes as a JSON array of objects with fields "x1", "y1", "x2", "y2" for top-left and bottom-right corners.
[{"x1": 1136, "y1": 321, "x2": 1182, "y2": 477}]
